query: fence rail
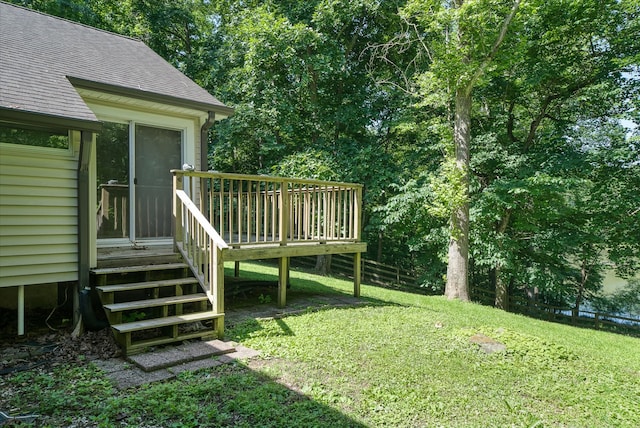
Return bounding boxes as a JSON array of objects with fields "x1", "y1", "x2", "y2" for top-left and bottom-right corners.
[
  {"x1": 293, "y1": 254, "x2": 422, "y2": 291},
  {"x1": 295, "y1": 254, "x2": 639, "y2": 335},
  {"x1": 173, "y1": 188, "x2": 225, "y2": 333},
  {"x1": 97, "y1": 183, "x2": 173, "y2": 239},
  {"x1": 471, "y1": 287, "x2": 640, "y2": 335}
]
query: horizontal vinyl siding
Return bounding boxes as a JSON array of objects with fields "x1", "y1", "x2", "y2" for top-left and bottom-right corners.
[
  {"x1": 0, "y1": 243, "x2": 77, "y2": 257},
  {"x1": 0, "y1": 144, "x2": 79, "y2": 287}
]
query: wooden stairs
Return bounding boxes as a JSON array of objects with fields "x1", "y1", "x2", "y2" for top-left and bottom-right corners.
[{"x1": 91, "y1": 259, "x2": 223, "y2": 356}]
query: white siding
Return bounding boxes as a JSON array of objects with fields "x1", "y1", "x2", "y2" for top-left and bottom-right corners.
[{"x1": 0, "y1": 142, "x2": 79, "y2": 287}]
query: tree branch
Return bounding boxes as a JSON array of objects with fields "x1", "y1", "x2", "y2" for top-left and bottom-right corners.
[{"x1": 466, "y1": 0, "x2": 522, "y2": 93}]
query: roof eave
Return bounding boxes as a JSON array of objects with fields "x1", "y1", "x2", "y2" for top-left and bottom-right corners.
[
  {"x1": 67, "y1": 77, "x2": 235, "y2": 118},
  {"x1": 0, "y1": 107, "x2": 102, "y2": 132}
]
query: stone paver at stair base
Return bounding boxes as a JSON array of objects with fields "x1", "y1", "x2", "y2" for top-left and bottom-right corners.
[
  {"x1": 128, "y1": 339, "x2": 235, "y2": 372},
  {"x1": 93, "y1": 340, "x2": 260, "y2": 390}
]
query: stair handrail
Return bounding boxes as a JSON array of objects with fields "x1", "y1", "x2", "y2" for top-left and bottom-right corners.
[{"x1": 173, "y1": 187, "x2": 227, "y2": 318}]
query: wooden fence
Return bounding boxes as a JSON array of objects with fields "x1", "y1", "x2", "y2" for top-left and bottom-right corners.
[
  {"x1": 97, "y1": 184, "x2": 128, "y2": 239},
  {"x1": 171, "y1": 170, "x2": 366, "y2": 333},
  {"x1": 472, "y1": 286, "x2": 640, "y2": 335},
  {"x1": 292, "y1": 253, "x2": 424, "y2": 292},
  {"x1": 97, "y1": 183, "x2": 172, "y2": 239},
  {"x1": 172, "y1": 185, "x2": 227, "y2": 336},
  {"x1": 294, "y1": 254, "x2": 640, "y2": 336}
]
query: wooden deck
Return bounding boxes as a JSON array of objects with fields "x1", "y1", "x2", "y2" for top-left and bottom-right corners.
[
  {"x1": 172, "y1": 171, "x2": 366, "y2": 317},
  {"x1": 93, "y1": 172, "x2": 366, "y2": 353}
]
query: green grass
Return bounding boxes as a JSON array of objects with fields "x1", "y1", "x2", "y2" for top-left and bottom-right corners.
[{"x1": 2, "y1": 261, "x2": 639, "y2": 427}]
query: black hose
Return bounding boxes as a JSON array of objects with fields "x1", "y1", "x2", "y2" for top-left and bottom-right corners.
[{"x1": 79, "y1": 288, "x2": 108, "y2": 331}]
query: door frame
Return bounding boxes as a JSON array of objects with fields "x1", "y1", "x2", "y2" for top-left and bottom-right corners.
[{"x1": 87, "y1": 102, "x2": 200, "y2": 250}]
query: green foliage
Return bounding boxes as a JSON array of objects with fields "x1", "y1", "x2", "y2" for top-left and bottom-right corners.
[
  {"x1": 207, "y1": 1, "x2": 392, "y2": 174},
  {"x1": 5, "y1": 364, "x2": 113, "y2": 420},
  {"x1": 0, "y1": 126, "x2": 69, "y2": 150},
  {"x1": 96, "y1": 122, "x2": 129, "y2": 186},
  {"x1": 270, "y1": 149, "x2": 340, "y2": 181},
  {"x1": 122, "y1": 311, "x2": 147, "y2": 323},
  {"x1": 428, "y1": 156, "x2": 469, "y2": 220},
  {"x1": 13, "y1": 0, "x2": 639, "y2": 309},
  {"x1": 257, "y1": 293, "x2": 272, "y2": 304},
  {"x1": 2, "y1": 265, "x2": 639, "y2": 427}
]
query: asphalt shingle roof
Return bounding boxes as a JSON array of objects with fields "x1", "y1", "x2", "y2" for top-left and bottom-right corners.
[{"x1": 0, "y1": 2, "x2": 231, "y2": 127}]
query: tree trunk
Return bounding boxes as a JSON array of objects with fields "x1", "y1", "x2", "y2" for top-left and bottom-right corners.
[
  {"x1": 445, "y1": 0, "x2": 520, "y2": 302},
  {"x1": 573, "y1": 261, "x2": 589, "y2": 321},
  {"x1": 495, "y1": 269, "x2": 510, "y2": 311},
  {"x1": 445, "y1": 87, "x2": 471, "y2": 301},
  {"x1": 494, "y1": 211, "x2": 511, "y2": 310},
  {"x1": 315, "y1": 254, "x2": 332, "y2": 276}
]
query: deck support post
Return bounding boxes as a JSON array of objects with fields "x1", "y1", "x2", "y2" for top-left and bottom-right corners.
[
  {"x1": 17, "y1": 285, "x2": 25, "y2": 336},
  {"x1": 77, "y1": 131, "x2": 94, "y2": 327},
  {"x1": 354, "y1": 252, "x2": 361, "y2": 297},
  {"x1": 234, "y1": 261, "x2": 240, "y2": 278},
  {"x1": 278, "y1": 257, "x2": 289, "y2": 308},
  {"x1": 215, "y1": 247, "x2": 225, "y2": 338}
]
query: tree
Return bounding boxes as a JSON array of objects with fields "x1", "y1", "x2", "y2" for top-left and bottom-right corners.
[
  {"x1": 17, "y1": 0, "x2": 638, "y2": 311},
  {"x1": 207, "y1": 1, "x2": 406, "y2": 175},
  {"x1": 399, "y1": 0, "x2": 522, "y2": 300},
  {"x1": 379, "y1": 0, "x2": 638, "y2": 309},
  {"x1": 469, "y1": 0, "x2": 640, "y2": 309}
]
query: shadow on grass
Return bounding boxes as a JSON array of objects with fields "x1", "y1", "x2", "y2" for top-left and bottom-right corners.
[
  {"x1": 5, "y1": 357, "x2": 367, "y2": 427},
  {"x1": 221, "y1": 262, "x2": 395, "y2": 342},
  {"x1": 223, "y1": 261, "x2": 392, "y2": 308},
  {"x1": 161, "y1": 364, "x2": 365, "y2": 427}
]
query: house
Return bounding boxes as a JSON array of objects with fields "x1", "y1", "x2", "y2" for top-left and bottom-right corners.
[{"x1": 0, "y1": 2, "x2": 366, "y2": 354}]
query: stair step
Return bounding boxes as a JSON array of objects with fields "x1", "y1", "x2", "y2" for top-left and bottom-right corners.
[
  {"x1": 91, "y1": 262, "x2": 188, "y2": 276},
  {"x1": 112, "y1": 311, "x2": 224, "y2": 334},
  {"x1": 104, "y1": 294, "x2": 209, "y2": 313},
  {"x1": 127, "y1": 339, "x2": 236, "y2": 372},
  {"x1": 123, "y1": 330, "x2": 219, "y2": 356},
  {"x1": 97, "y1": 248, "x2": 182, "y2": 268},
  {"x1": 96, "y1": 277, "x2": 198, "y2": 294}
]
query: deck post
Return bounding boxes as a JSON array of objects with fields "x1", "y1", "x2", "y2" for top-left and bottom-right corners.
[
  {"x1": 17, "y1": 285, "x2": 25, "y2": 336},
  {"x1": 77, "y1": 131, "x2": 93, "y2": 326},
  {"x1": 354, "y1": 252, "x2": 361, "y2": 297},
  {"x1": 215, "y1": 246, "x2": 225, "y2": 337},
  {"x1": 173, "y1": 173, "x2": 183, "y2": 252},
  {"x1": 278, "y1": 257, "x2": 289, "y2": 308},
  {"x1": 279, "y1": 180, "x2": 289, "y2": 246},
  {"x1": 354, "y1": 186, "x2": 363, "y2": 241}
]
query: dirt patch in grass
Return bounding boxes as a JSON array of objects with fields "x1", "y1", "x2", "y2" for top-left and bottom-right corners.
[{"x1": 0, "y1": 328, "x2": 121, "y2": 376}]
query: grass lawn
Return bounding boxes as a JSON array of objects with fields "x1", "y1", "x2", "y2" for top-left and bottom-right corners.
[{"x1": 2, "y1": 261, "x2": 639, "y2": 427}]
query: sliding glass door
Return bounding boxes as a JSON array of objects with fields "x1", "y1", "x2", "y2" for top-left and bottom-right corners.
[
  {"x1": 134, "y1": 124, "x2": 181, "y2": 239},
  {"x1": 96, "y1": 122, "x2": 182, "y2": 242}
]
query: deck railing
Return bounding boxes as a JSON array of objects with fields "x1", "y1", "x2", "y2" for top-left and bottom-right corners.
[
  {"x1": 97, "y1": 183, "x2": 173, "y2": 239},
  {"x1": 175, "y1": 171, "x2": 363, "y2": 247}
]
